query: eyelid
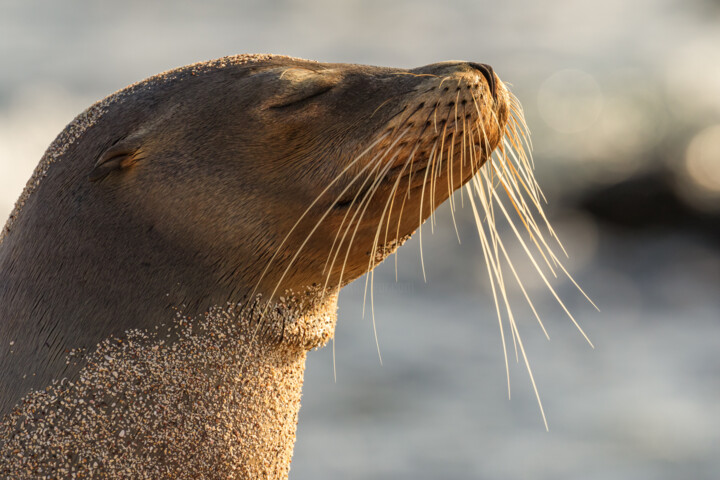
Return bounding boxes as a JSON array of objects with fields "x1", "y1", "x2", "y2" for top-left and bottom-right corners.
[
  {"x1": 267, "y1": 68, "x2": 339, "y2": 109},
  {"x1": 269, "y1": 84, "x2": 334, "y2": 109}
]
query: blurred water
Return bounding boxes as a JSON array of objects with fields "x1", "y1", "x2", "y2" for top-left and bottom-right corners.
[
  {"x1": 2, "y1": 0, "x2": 720, "y2": 208},
  {"x1": 1, "y1": 1, "x2": 719, "y2": 478}
]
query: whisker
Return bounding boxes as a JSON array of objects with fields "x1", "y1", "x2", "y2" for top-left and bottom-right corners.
[
  {"x1": 393, "y1": 194, "x2": 408, "y2": 281},
  {"x1": 481, "y1": 134, "x2": 558, "y2": 278},
  {"x1": 446, "y1": 128, "x2": 462, "y2": 244},
  {"x1": 416, "y1": 140, "x2": 439, "y2": 283},
  {"x1": 485, "y1": 172, "x2": 594, "y2": 347},
  {"x1": 362, "y1": 150, "x2": 421, "y2": 360},
  {"x1": 332, "y1": 337, "x2": 337, "y2": 382},
  {"x1": 328, "y1": 102, "x2": 442, "y2": 294},
  {"x1": 336, "y1": 149, "x2": 403, "y2": 301},
  {"x1": 323, "y1": 147, "x2": 400, "y2": 276},
  {"x1": 323, "y1": 147, "x2": 404, "y2": 294},
  {"x1": 464, "y1": 182, "x2": 511, "y2": 398},
  {"x1": 470, "y1": 174, "x2": 550, "y2": 339},
  {"x1": 250, "y1": 132, "x2": 390, "y2": 301}
]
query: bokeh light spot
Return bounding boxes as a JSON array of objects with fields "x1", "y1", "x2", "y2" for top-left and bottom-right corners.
[
  {"x1": 537, "y1": 69, "x2": 603, "y2": 134},
  {"x1": 685, "y1": 124, "x2": 720, "y2": 195}
]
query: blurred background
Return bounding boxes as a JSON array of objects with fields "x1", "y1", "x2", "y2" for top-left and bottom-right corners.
[{"x1": 1, "y1": 0, "x2": 719, "y2": 478}]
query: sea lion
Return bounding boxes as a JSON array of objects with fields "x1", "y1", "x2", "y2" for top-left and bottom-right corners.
[{"x1": 0, "y1": 54, "x2": 522, "y2": 478}]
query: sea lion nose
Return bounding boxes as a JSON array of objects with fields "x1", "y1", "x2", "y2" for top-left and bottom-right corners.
[{"x1": 468, "y1": 62, "x2": 497, "y2": 102}]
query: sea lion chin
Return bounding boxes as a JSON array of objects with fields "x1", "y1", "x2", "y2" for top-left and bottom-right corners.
[{"x1": 0, "y1": 54, "x2": 516, "y2": 477}]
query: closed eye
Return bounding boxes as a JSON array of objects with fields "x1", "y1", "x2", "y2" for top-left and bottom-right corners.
[{"x1": 269, "y1": 84, "x2": 334, "y2": 109}]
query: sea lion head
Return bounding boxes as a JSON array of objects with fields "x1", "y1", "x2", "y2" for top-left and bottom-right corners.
[
  {"x1": 0, "y1": 54, "x2": 531, "y2": 418},
  {"x1": 0, "y1": 55, "x2": 522, "y2": 384},
  {"x1": 84, "y1": 56, "x2": 511, "y2": 306}
]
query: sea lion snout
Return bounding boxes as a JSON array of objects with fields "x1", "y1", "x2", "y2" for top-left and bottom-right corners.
[{"x1": 409, "y1": 60, "x2": 501, "y2": 104}]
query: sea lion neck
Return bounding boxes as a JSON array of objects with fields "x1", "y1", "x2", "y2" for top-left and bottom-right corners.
[
  {"x1": 0, "y1": 300, "x2": 330, "y2": 478},
  {"x1": 0, "y1": 175, "x2": 340, "y2": 412}
]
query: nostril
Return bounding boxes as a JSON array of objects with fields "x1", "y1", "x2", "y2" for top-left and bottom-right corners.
[{"x1": 467, "y1": 62, "x2": 497, "y2": 102}]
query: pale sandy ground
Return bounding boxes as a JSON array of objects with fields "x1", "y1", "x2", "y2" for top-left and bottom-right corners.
[{"x1": 2, "y1": 1, "x2": 720, "y2": 478}]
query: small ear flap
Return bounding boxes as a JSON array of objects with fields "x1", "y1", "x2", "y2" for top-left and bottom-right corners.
[{"x1": 89, "y1": 140, "x2": 145, "y2": 182}]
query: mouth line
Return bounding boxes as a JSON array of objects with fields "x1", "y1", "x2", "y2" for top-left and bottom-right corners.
[{"x1": 332, "y1": 162, "x2": 426, "y2": 210}]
